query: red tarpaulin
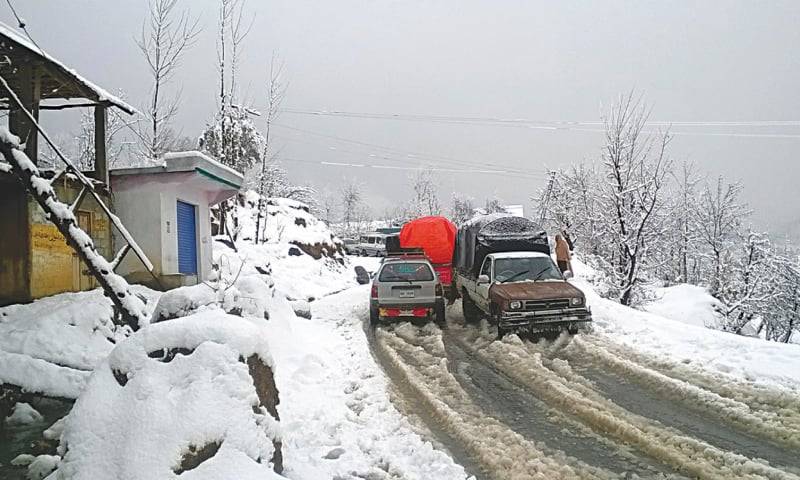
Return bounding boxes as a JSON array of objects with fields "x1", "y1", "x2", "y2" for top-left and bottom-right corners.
[{"x1": 399, "y1": 216, "x2": 457, "y2": 265}]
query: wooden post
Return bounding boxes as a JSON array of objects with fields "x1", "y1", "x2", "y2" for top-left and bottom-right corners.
[
  {"x1": 7, "y1": 64, "x2": 40, "y2": 164},
  {"x1": 0, "y1": 135, "x2": 147, "y2": 330},
  {"x1": 93, "y1": 105, "x2": 108, "y2": 184}
]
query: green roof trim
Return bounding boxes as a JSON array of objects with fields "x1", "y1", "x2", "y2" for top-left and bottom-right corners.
[{"x1": 194, "y1": 167, "x2": 241, "y2": 189}]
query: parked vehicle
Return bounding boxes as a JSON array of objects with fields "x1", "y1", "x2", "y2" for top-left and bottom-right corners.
[
  {"x1": 396, "y1": 216, "x2": 457, "y2": 303},
  {"x1": 369, "y1": 256, "x2": 445, "y2": 326},
  {"x1": 342, "y1": 238, "x2": 359, "y2": 255},
  {"x1": 453, "y1": 214, "x2": 592, "y2": 337},
  {"x1": 356, "y1": 233, "x2": 389, "y2": 257}
]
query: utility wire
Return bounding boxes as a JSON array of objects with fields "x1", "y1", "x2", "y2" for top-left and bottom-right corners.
[
  {"x1": 280, "y1": 108, "x2": 800, "y2": 138},
  {"x1": 272, "y1": 133, "x2": 546, "y2": 179},
  {"x1": 280, "y1": 156, "x2": 537, "y2": 178},
  {"x1": 5, "y1": 0, "x2": 45, "y2": 54},
  {"x1": 272, "y1": 123, "x2": 548, "y2": 178}
]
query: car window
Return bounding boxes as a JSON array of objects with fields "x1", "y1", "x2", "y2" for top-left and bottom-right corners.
[
  {"x1": 480, "y1": 258, "x2": 492, "y2": 278},
  {"x1": 494, "y1": 257, "x2": 562, "y2": 283},
  {"x1": 379, "y1": 262, "x2": 434, "y2": 282}
]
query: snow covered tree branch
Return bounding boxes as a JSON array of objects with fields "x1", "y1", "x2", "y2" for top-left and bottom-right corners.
[
  {"x1": 0, "y1": 130, "x2": 148, "y2": 330},
  {"x1": 136, "y1": 0, "x2": 200, "y2": 161}
]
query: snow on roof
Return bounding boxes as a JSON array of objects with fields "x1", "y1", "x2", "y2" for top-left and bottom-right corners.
[
  {"x1": 0, "y1": 21, "x2": 136, "y2": 114},
  {"x1": 111, "y1": 150, "x2": 244, "y2": 189},
  {"x1": 489, "y1": 251, "x2": 551, "y2": 259}
]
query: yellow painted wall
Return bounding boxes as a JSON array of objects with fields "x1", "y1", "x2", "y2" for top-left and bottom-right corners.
[
  {"x1": 26, "y1": 176, "x2": 112, "y2": 299},
  {"x1": 29, "y1": 223, "x2": 74, "y2": 298}
]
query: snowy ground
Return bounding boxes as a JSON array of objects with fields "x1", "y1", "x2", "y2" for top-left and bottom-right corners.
[
  {"x1": 4, "y1": 203, "x2": 800, "y2": 480},
  {"x1": 0, "y1": 286, "x2": 161, "y2": 399},
  {"x1": 642, "y1": 283, "x2": 725, "y2": 328},
  {"x1": 571, "y1": 257, "x2": 800, "y2": 390},
  {"x1": 267, "y1": 285, "x2": 469, "y2": 480}
]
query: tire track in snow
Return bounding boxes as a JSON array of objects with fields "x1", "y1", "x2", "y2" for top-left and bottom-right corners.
[
  {"x1": 374, "y1": 324, "x2": 616, "y2": 480},
  {"x1": 448, "y1": 329, "x2": 800, "y2": 480},
  {"x1": 440, "y1": 333, "x2": 683, "y2": 478},
  {"x1": 578, "y1": 334, "x2": 800, "y2": 432},
  {"x1": 560, "y1": 335, "x2": 800, "y2": 457}
]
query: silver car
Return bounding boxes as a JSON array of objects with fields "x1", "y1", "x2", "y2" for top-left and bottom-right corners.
[
  {"x1": 369, "y1": 256, "x2": 445, "y2": 325},
  {"x1": 356, "y1": 233, "x2": 388, "y2": 257}
]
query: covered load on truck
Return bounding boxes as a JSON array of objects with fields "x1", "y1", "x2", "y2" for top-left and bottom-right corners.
[
  {"x1": 454, "y1": 214, "x2": 549, "y2": 277},
  {"x1": 397, "y1": 216, "x2": 457, "y2": 289},
  {"x1": 453, "y1": 214, "x2": 591, "y2": 337}
]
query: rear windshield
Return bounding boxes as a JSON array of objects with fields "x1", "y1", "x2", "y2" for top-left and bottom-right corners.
[{"x1": 379, "y1": 262, "x2": 434, "y2": 282}]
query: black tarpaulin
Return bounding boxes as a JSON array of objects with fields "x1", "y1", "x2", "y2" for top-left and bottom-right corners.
[{"x1": 454, "y1": 215, "x2": 549, "y2": 276}]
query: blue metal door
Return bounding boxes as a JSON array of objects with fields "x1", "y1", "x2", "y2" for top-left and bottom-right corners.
[{"x1": 176, "y1": 200, "x2": 198, "y2": 274}]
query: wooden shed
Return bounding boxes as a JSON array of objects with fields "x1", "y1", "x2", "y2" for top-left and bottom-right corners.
[{"x1": 0, "y1": 21, "x2": 136, "y2": 305}]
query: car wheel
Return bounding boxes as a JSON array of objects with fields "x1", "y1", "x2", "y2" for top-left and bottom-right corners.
[
  {"x1": 369, "y1": 307, "x2": 379, "y2": 326},
  {"x1": 497, "y1": 326, "x2": 510, "y2": 339},
  {"x1": 361, "y1": 249, "x2": 368, "y2": 257},
  {"x1": 435, "y1": 301, "x2": 446, "y2": 327},
  {"x1": 462, "y1": 292, "x2": 478, "y2": 324},
  {"x1": 568, "y1": 326, "x2": 580, "y2": 335}
]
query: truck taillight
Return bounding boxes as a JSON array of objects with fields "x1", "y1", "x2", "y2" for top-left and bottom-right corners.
[
  {"x1": 370, "y1": 285, "x2": 378, "y2": 298},
  {"x1": 435, "y1": 283, "x2": 443, "y2": 297}
]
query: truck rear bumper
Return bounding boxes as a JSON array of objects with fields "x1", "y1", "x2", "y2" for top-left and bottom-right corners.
[{"x1": 499, "y1": 307, "x2": 592, "y2": 332}]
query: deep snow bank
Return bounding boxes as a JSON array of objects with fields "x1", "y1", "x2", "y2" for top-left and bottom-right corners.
[
  {"x1": 56, "y1": 309, "x2": 283, "y2": 480},
  {"x1": 571, "y1": 257, "x2": 800, "y2": 390},
  {"x1": 220, "y1": 191, "x2": 355, "y2": 301},
  {"x1": 268, "y1": 286, "x2": 470, "y2": 480},
  {"x1": 642, "y1": 283, "x2": 724, "y2": 328},
  {"x1": 0, "y1": 286, "x2": 161, "y2": 399}
]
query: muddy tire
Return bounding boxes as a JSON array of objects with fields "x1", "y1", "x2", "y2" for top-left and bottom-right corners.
[
  {"x1": 435, "y1": 301, "x2": 446, "y2": 327},
  {"x1": 369, "y1": 307, "x2": 379, "y2": 326},
  {"x1": 497, "y1": 326, "x2": 510, "y2": 339},
  {"x1": 462, "y1": 291, "x2": 479, "y2": 324}
]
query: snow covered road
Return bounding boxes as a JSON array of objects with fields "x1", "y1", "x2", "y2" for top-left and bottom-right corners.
[{"x1": 364, "y1": 302, "x2": 800, "y2": 480}]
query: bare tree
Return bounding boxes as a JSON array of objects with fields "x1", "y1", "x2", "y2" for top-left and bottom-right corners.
[
  {"x1": 670, "y1": 161, "x2": 703, "y2": 283},
  {"x1": 694, "y1": 177, "x2": 750, "y2": 296},
  {"x1": 255, "y1": 52, "x2": 287, "y2": 243},
  {"x1": 772, "y1": 254, "x2": 800, "y2": 342},
  {"x1": 136, "y1": 0, "x2": 200, "y2": 161},
  {"x1": 717, "y1": 229, "x2": 773, "y2": 334},
  {"x1": 410, "y1": 168, "x2": 441, "y2": 216},
  {"x1": 340, "y1": 180, "x2": 363, "y2": 233},
  {"x1": 597, "y1": 92, "x2": 673, "y2": 305},
  {"x1": 450, "y1": 193, "x2": 475, "y2": 226},
  {"x1": 316, "y1": 188, "x2": 338, "y2": 226}
]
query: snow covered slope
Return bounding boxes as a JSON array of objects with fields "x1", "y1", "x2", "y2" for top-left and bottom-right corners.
[
  {"x1": 643, "y1": 283, "x2": 725, "y2": 328},
  {"x1": 571, "y1": 258, "x2": 800, "y2": 390},
  {"x1": 0, "y1": 286, "x2": 161, "y2": 398},
  {"x1": 220, "y1": 191, "x2": 354, "y2": 301}
]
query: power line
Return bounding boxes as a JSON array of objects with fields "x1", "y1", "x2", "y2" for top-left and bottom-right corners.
[
  {"x1": 279, "y1": 108, "x2": 800, "y2": 138},
  {"x1": 5, "y1": 0, "x2": 46, "y2": 53},
  {"x1": 272, "y1": 123, "x2": 549, "y2": 178},
  {"x1": 281, "y1": 156, "x2": 539, "y2": 178}
]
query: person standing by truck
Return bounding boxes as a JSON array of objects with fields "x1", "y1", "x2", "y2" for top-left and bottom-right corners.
[{"x1": 555, "y1": 233, "x2": 572, "y2": 274}]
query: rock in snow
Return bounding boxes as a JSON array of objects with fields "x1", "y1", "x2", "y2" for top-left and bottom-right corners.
[
  {"x1": 57, "y1": 309, "x2": 283, "y2": 479},
  {"x1": 4, "y1": 402, "x2": 44, "y2": 425}
]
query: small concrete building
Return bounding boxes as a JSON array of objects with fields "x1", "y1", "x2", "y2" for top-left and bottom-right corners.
[{"x1": 110, "y1": 152, "x2": 243, "y2": 289}]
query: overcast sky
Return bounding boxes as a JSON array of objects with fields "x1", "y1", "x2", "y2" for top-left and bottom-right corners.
[{"x1": 4, "y1": 1, "x2": 800, "y2": 237}]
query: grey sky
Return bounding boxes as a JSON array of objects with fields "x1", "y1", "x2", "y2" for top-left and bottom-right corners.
[{"x1": 4, "y1": 1, "x2": 800, "y2": 236}]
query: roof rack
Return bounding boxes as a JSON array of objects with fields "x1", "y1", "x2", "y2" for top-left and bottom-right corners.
[{"x1": 385, "y1": 248, "x2": 428, "y2": 260}]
